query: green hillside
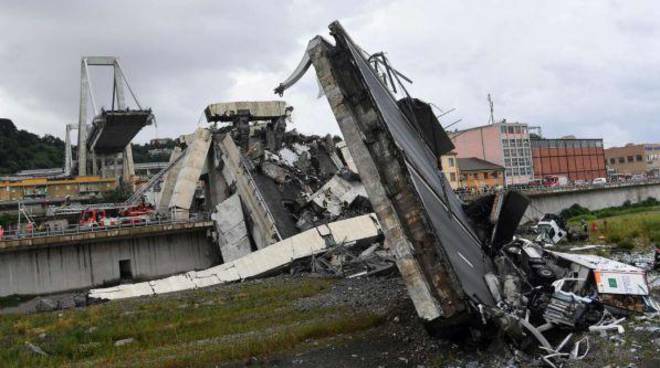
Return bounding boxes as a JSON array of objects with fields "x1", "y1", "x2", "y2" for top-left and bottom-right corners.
[{"x1": 0, "y1": 118, "x2": 64, "y2": 175}]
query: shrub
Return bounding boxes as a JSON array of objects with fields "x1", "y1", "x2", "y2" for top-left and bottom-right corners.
[
  {"x1": 650, "y1": 229, "x2": 660, "y2": 245},
  {"x1": 617, "y1": 238, "x2": 635, "y2": 250},
  {"x1": 608, "y1": 233, "x2": 622, "y2": 244},
  {"x1": 560, "y1": 204, "x2": 591, "y2": 220}
]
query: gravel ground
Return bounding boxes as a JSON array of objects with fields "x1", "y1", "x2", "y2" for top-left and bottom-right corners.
[
  {"x1": 3, "y1": 271, "x2": 658, "y2": 367},
  {"x1": 221, "y1": 274, "x2": 660, "y2": 368}
]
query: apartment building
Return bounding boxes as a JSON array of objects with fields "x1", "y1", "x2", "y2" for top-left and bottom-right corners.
[{"x1": 451, "y1": 121, "x2": 533, "y2": 185}]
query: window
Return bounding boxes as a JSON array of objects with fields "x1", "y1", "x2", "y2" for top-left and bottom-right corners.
[
  {"x1": 501, "y1": 126, "x2": 507, "y2": 134},
  {"x1": 473, "y1": 173, "x2": 479, "y2": 179},
  {"x1": 450, "y1": 172, "x2": 456, "y2": 182},
  {"x1": 119, "y1": 259, "x2": 132, "y2": 280},
  {"x1": 492, "y1": 172, "x2": 498, "y2": 178},
  {"x1": 448, "y1": 157, "x2": 455, "y2": 167},
  {"x1": 635, "y1": 155, "x2": 643, "y2": 162},
  {"x1": 618, "y1": 157, "x2": 625, "y2": 163},
  {"x1": 504, "y1": 149, "x2": 511, "y2": 157},
  {"x1": 514, "y1": 126, "x2": 521, "y2": 134},
  {"x1": 609, "y1": 158, "x2": 616, "y2": 164},
  {"x1": 484, "y1": 172, "x2": 489, "y2": 179},
  {"x1": 627, "y1": 156, "x2": 634, "y2": 162},
  {"x1": 508, "y1": 126, "x2": 514, "y2": 134},
  {"x1": 504, "y1": 158, "x2": 511, "y2": 166},
  {"x1": 502, "y1": 139, "x2": 509, "y2": 147}
]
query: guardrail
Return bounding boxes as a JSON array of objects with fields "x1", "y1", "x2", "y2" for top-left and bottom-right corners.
[
  {"x1": 456, "y1": 178, "x2": 660, "y2": 201},
  {"x1": 0, "y1": 213, "x2": 211, "y2": 242}
]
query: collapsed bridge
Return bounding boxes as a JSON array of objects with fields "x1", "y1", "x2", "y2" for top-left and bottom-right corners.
[{"x1": 275, "y1": 21, "x2": 530, "y2": 330}]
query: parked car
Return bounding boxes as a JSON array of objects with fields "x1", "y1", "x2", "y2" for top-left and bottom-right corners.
[
  {"x1": 631, "y1": 174, "x2": 646, "y2": 182},
  {"x1": 543, "y1": 175, "x2": 568, "y2": 187},
  {"x1": 574, "y1": 179, "x2": 587, "y2": 186},
  {"x1": 592, "y1": 177, "x2": 607, "y2": 185}
]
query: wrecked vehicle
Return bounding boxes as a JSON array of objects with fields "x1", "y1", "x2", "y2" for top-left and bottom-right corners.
[{"x1": 534, "y1": 214, "x2": 568, "y2": 245}]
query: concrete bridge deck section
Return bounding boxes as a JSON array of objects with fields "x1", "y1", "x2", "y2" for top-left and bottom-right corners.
[
  {"x1": 0, "y1": 221, "x2": 214, "y2": 252},
  {"x1": 523, "y1": 181, "x2": 660, "y2": 221},
  {"x1": 0, "y1": 221, "x2": 218, "y2": 297}
]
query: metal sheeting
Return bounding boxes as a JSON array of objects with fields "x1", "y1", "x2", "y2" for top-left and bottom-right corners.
[
  {"x1": 88, "y1": 214, "x2": 381, "y2": 301},
  {"x1": 549, "y1": 251, "x2": 650, "y2": 296}
]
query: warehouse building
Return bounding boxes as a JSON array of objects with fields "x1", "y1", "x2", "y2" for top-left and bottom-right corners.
[
  {"x1": 605, "y1": 143, "x2": 660, "y2": 177},
  {"x1": 531, "y1": 137, "x2": 606, "y2": 182}
]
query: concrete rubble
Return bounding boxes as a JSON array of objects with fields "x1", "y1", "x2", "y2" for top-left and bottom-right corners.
[{"x1": 83, "y1": 21, "x2": 658, "y2": 368}]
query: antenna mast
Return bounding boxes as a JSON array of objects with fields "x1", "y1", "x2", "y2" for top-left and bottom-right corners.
[{"x1": 487, "y1": 93, "x2": 495, "y2": 125}]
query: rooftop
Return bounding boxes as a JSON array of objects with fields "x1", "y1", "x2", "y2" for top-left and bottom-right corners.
[{"x1": 457, "y1": 157, "x2": 504, "y2": 172}]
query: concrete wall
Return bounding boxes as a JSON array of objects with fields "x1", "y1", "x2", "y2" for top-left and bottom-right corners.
[
  {"x1": 0, "y1": 231, "x2": 219, "y2": 296},
  {"x1": 451, "y1": 125, "x2": 501, "y2": 164},
  {"x1": 523, "y1": 182, "x2": 660, "y2": 221}
]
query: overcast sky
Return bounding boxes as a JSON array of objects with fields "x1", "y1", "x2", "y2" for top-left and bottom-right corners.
[{"x1": 1, "y1": 0, "x2": 659, "y2": 147}]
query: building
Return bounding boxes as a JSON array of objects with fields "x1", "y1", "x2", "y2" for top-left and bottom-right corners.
[
  {"x1": 605, "y1": 143, "x2": 660, "y2": 177},
  {"x1": 439, "y1": 152, "x2": 461, "y2": 189},
  {"x1": 451, "y1": 121, "x2": 533, "y2": 185},
  {"x1": 531, "y1": 137, "x2": 606, "y2": 182},
  {"x1": 0, "y1": 176, "x2": 117, "y2": 202},
  {"x1": 457, "y1": 157, "x2": 505, "y2": 190}
]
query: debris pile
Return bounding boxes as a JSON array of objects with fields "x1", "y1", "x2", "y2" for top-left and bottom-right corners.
[
  {"x1": 90, "y1": 101, "x2": 377, "y2": 300},
  {"x1": 86, "y1": 21, "x2": 658, "y2": 368}
]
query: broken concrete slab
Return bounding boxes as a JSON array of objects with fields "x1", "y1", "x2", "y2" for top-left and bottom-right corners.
[
  {"x1": 215, "y1": 133, "x2": 282, "y2": 248},
  {"x1": 212, "y1": 193, "x2": 252, "y2": 263},
  {"x1": 205, "y1": 101, "x2": 288, "y2": 122},
  {"x1": 157, "y1": 146, "x2": 184, "y2": 215},
  {"x1": 169, "y1": 128, "x2": 212, "y2": 219},
  {"x1": 88, "y1": 214, "x2": 382, "y2": 301},
  {"x1": 308, "y1": 174, "x2": 368, "y2": 216},
  {"x1": 336, "y1": 141, "x2": 358, "y2": 173}
]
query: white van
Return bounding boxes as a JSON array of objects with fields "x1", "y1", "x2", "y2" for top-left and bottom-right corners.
[{"x1": 592, "y1": 177, "x2": 607, "y2": 185}]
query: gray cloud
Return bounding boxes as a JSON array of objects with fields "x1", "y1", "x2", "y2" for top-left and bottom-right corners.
[{"x1": 0, "y1": 0, "x2": 658, "y2": 147}]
